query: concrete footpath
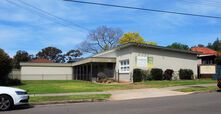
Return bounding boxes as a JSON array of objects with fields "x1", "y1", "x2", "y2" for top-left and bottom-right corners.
[{"x1": 30, "y1": 83, "x2": 216, "y2": 101}]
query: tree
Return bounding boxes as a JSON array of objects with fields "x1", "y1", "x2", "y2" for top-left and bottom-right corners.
[
  {"x1": 36, "y1": 47, "x2": 64, "y2": 63},
  {"x1": 207, "y1": 38, "x2": 221, "y2": 51},
  {"x1": 146, "y1": 41, "x2": 157, "y2": 46},
  {"x1": 13, "y1": 50, "x2": 32, "y2": 69},
  {"x1": 167, "y1": 42, "x2": 189, "y2": 50},
  {"x1": 0, "y1": 49, "x2": 13, "y2": 85},
  {"x1": 66, "y1": 49, "x2": 83, "y2": 63},
  {"x1": 119, "y1": 32, "x2": 145, "y2": 44},
  {"x1": 79, "y1": 26, "x2": 123, "y2": 54},
  {"x1": 215, "y1": 57, "x2": 221, "y2": 65}
]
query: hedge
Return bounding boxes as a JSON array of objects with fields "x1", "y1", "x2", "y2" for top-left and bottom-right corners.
[
  {"x1": 163, "y1": 69, "x2": 174, "y2": 80},
  {"x1": 133, "y1": 69, "x2": 143, "y2": 82},
  {"x1": 179, "y1": 69, "x2": 193, "y2": 80},
  {"x1": 151, "y1": 68, "x2": 163, "y2": 80}
]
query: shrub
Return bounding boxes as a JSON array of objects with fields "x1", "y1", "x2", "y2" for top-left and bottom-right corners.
[
  {"x1": 179, "y1": 69, "x2": 193, "y2": 80},
  {"x1": 0, "y1": 49, "x2": 13, "y2": 85},
  {"x1": 151, "y1": 68, "x2": 163, "y2": 80},
  {"x1": 6, "y1": 79, "x2": 21, "y2": 86},
  {"x1": 163, "y1": 69, "x2": 174, "y2": 80},
  {"x1": 142, "y1": 70, "x2": 152, "y2": 81},
  {"x1": 133, "y1": 69, "x2": 143, "y2": 82}
]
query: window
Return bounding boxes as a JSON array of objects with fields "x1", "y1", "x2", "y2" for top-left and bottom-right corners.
[{"x1": 119, "y1": 59, "x2": 130, "y2": 73}]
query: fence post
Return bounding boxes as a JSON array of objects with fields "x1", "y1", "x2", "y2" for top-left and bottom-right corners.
[{"x1": 42, "y1": 74, "x2": 44, "y2": 80}]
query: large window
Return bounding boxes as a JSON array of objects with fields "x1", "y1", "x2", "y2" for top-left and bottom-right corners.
[{"x1": 119, "y1": 59, "x2": 130, "y2": 73}]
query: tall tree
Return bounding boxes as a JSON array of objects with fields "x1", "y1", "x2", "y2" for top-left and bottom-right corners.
[
  {"x1": 207, "y1": 38, "x2": 221, "y2": 51},
  {"x1": 215, "y1": 57, "x2": 221, "y2": 65},
  {"x1": 167, "y1": 42, "x2": 189, "y2": 50},
  {"x1": 13, "y1": 50, "x2": 32, "y2": 69},
  {"x1": 66, "y1": 49, "x2": 83, "y2": 63},
  {"x1": 79, "y1": 26, "x2": 123, "y2": 54},
  {"x1": 119, "y1": 32, "x2": 145, "y2": 44},
  {"x1": 0, "y1": 49, "x2": 13, "y2": 85},
  {"x1": 36, "y1": 47, "x2": 64, "y2": 63}
]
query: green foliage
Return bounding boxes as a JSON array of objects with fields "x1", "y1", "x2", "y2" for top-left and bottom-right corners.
[
  {"x1": 215, "y1": 57, "x2": 221, "y2": 65},
  {"x1": 163, "y1": 69, "x2": 174, "y2": 80},
  {"x1": 36, "y1": 47, "x2": 64, "y2": 63},
  {"x1": 7, "y1": 79, "x2": 21, "y2": 86},
  {"x1": 13, "y1": 50, "x2": 32, "y2": 69},
  {"x1": 0, "y1": 49, "x2": 13, "y2": 85},
  {"x1": 179, "y1": 69, "x2": 193, "y2": 80},
  {"x1": 66, "y1": 49, "x2": 83, "y2": 63},
  {"x1": 207, "y1": 38, "x2": 221, "y2": 51},
  {"x1": 151, "y1": 68, "x2": 163, "y2": 80},
  {"x1": 141, "y1": 70, "x2": 151, "y2": 81},
  {"x1": 146, "y1": 41, "x2": 157, "y2": 46},
  {"x1": 167, "y1": 42, "x2": 189, "y2": 50},
  {"x1": 133, "y1": 69, "x2": 143, "y2": 82},
  {"x1": 119, "y1": 32, "x2": 145, "y2": 44}
]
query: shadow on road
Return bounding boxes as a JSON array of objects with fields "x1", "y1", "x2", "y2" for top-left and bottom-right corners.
[
  {"x1": 217, "y1": 89, "x2": 221, "y2": 92},
  {"x1": 12, "y1": 104, "x2": 34, "y2": 111}
]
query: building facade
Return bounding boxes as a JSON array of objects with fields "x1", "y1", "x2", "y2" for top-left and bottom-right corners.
[{"x1": 21, "y1": 43, "x2": 198, "y2": 82}]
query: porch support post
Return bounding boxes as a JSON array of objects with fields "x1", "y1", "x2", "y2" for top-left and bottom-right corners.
[
  {"x1": 90, "y1": 63, "x2": 93, "y2": 81},
  {"x1": 82, "y1": 65, "x2": 85, "y2": 81},
  {"x1": 86, "y1": 64, "x2": 88, "y2": 81}
]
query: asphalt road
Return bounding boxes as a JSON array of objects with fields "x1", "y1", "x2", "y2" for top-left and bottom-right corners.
[{"x1": 2, "y1": 92, "x2": 221, "y2": 114}]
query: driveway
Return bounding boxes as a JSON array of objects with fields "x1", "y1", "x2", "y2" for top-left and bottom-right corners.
[
  {"x1": 3, "y1": 92, "x2": 221, "y2": 114},
  {"x1": 108, "y1": 88, "x2": 191, "y2": 100}
]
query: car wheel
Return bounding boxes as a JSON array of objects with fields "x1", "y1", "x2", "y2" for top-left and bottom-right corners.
[
  {"x1": 0, "y1": 95, "x2": 13, "y2": 111},
  {"x1": 218, "y1": 84, "x2": 221, "y2": 89}
]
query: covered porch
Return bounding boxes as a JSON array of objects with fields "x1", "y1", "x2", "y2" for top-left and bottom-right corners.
[{"x1": 72, "y1": 57, "x2": 116, "y2": 82}]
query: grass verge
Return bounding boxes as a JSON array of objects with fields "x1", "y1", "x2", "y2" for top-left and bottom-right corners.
[
  {"x1": 30, "y1": 94, "x2": 111, "y2": 104},
  {"x1": 176, "y1": 86, "x2": 219, "y2": 92},
  {"x1": 12, "y1": 79, "x2": 216, "y2": 94}
]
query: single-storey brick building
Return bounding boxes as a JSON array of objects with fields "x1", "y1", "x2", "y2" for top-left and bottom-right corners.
[{"x1": 21, "y1": 43, "x2": 198, "y2": 82}]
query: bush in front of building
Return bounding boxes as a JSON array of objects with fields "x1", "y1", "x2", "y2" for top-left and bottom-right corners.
[
  {"x1": 133, "y1": 69, "x2": 143, "y2": 82},
  {"x1": 179, "y1": 69, "x2": 193, "y2": 80},
  {"x1": 163, "y1": 69, "x2": 174, "y2": 80},
  {"x1": 97, "y1": 72, "x2": 115, "y2": 83},
  {"x1": 7, "y1": 79, "x2": 21, "y2": 86},
  {"x1": 142, "y1": 70, "x2": 152, "y2": 81},
  {"x1": 151, "y1": 68, "x2": 163, "y2": 80},
  {"x1": 0, "y1": 49, "x2": 13, "y2": 86}
]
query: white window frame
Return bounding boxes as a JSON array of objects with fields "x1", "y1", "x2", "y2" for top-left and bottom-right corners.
[{"x1": 119, "y1": 59, "x2": 130, "y2": 73}]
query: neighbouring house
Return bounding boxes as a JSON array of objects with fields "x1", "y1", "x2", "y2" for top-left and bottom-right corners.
[
  {"x1": 20, "y1": 43, "x2": 198, "y2": 82},
  {"x1": 191, "y1": 47, "x2": 221, "y2": 78}
]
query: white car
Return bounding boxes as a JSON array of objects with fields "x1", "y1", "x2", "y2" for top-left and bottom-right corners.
[{"x1": 0, "y1": 86, "x2": 29, "y2": 111}]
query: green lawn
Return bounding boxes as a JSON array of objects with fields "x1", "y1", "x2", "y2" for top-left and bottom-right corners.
[
  {"x1": 13, "y1": 79, "x2": 216, "y2": 94},
  {"x1": 30, "y1": 94, "x2": 111, "y2": 104},
  {"x1": 140, "y1": 79, "x2": 217, "y2": 88},
  {"x1": 176, "y1": 86, "x2": 219, "y2": 92}
]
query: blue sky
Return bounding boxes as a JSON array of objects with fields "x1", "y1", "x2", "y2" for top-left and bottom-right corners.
[{"x1": 1, "y1": 0, "x2": 221, "y2": 57}]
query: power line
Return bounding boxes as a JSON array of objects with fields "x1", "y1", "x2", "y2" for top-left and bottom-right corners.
[
  {"x1": 6, "y1": 0, "x2": 90, "y2": 31},
  {"x1": 64, "y1": 0, "x2": 221, "y2": 20}
]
